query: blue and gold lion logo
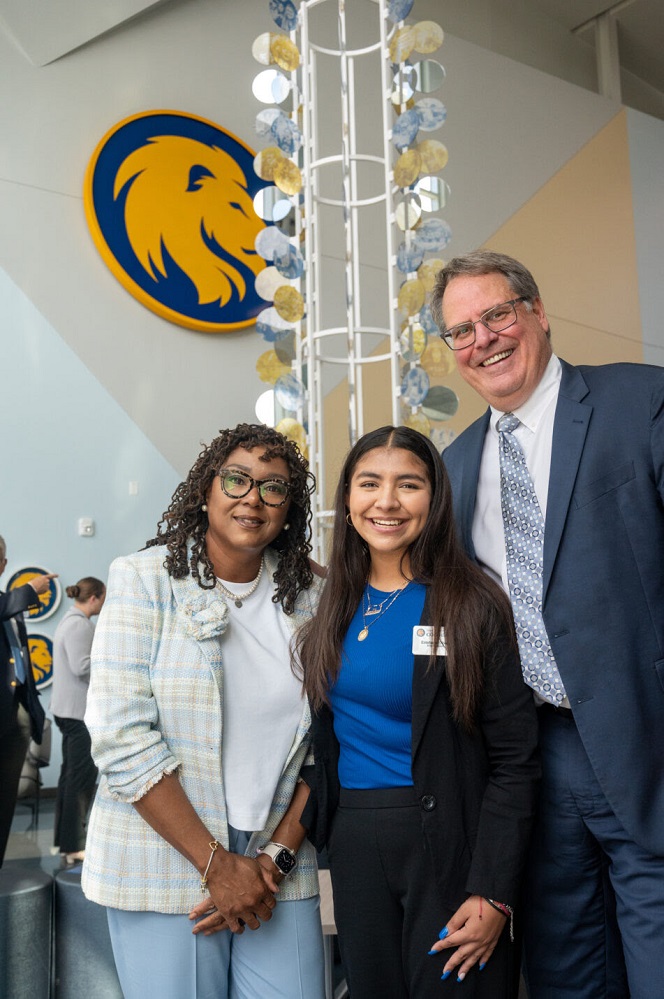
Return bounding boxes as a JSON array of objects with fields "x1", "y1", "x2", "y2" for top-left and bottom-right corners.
[
  {"x1": 84, "y1": 111, "x2": 267, "y2": 332},
  {"x1": 28, "y1": 635, "x2": 54, "y2": 689}
]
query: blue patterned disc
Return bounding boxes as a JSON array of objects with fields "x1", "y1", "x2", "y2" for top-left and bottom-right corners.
[
  {"x1": 415, "y1": 98, "x2": 447, "y2": 131},
  {"x1": 396, "y1": 241, "x2": 425, "y2": 274},
  {"x1": 255, "y1": 226, "x2": 290, "y2": 262},
  {"x1": 270, "y1": 0, "x2": 299, "y2": 31},
  {"x1": 419, "y1": 303, "x2": 438, "y2": 335},
  {"x1": 275, "y1": 372, "x2": 305, "y2": 410},
  {"x1": 391, "y1": 109, "x2": 420, "y2": 150},
  {"x1": 413, "y1": 218, "x2": 452, "y2": 253},
  {"x1": 387, "y1": 0, "x2": 415, "y2": 23},
  {"x1": 271, "y1": 113, "x2": 303, "y2": 155},
  {"x1": 255, "y1": 108, "x2": 282, "y2": 137},
  {"x1": 400, "y1": 366, "x2": 430, "y2": 406},
  {"x1": 256, "y1": 306, "x2": 294, "y2": 341},
  {"x1": 274, "y1": 242, "x2": 304, "y2": 279}
]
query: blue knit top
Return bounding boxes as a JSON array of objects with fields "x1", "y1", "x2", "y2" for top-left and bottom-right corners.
[{"x1": 330, "y1": 581, "x2": 427, "y2": 788}]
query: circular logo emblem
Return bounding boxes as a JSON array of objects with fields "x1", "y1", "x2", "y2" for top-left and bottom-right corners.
[
  {"x1": 7, "y1": 568, "x2": 61, "y2": 621},
  {"x1": 84, "y1": 110, "x2": 267, "y2": 332},
  {"x1": 27, "y1": 634, "x2": 54, "y2": 689}
]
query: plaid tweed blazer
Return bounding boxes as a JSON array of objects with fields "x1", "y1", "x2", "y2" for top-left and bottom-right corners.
[{"x1": 82, "y1": 545, "x2": 320, "y2": 913}]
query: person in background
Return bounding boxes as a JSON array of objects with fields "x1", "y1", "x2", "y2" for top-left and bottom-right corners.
[
  {"x1": 51, "y1": 576, "x2": 106, "y2": 865},
  {"x1": 432, "y1": 249, "x2": 664, "y2": 998},
  {"x1": 297, "y1": 426, "x2": 540, "y2": 998},
  {"x1": 0, "y1": 534, "x2": 54, "y2": 867},
  {"x1": 82, "y1": 424, "x2": 325, "y2": 999}
]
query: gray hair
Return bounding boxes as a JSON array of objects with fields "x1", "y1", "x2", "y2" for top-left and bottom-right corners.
[{"x1": 430, "y1": 250, "x2": 542, "y2": 334}]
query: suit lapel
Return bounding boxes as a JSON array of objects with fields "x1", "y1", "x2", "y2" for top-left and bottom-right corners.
[{"x1": 543, "y1": 361, "x2": 591, "y2": 597}]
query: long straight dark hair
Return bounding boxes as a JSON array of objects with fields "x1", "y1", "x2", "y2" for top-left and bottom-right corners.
[{"x1": 296, "y1": 426, "x2": 515, "y2": 730}]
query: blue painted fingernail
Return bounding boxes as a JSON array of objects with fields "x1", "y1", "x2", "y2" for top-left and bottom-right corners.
[
  {"x1": 438, "y1": 927, "x2": 448, "y2": 940},
  {"x1": 479, "y1": 963, "x2": 486, "y2": 971},
  {"x1": 428, "y1": 949, "x2": 438, "y2": 955},
  {"x1": 441, "y1": 971, "x2": 451, "y2": 981}
]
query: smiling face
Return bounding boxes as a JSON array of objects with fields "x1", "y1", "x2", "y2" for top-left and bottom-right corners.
[
  {"x1": 346, "y1": 446, "x2": 432, "y2": 573},
  {"x1": 442, "y1": 271, "x2": 552, "y2": 412},
  {"x1": 205, "y1": 445, "x2": 291, "y2": 579}
]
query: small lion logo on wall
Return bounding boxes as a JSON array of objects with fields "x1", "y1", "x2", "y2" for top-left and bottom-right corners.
[{"x1": 84, "y1": 110, "x2": 267, "y2": 332}]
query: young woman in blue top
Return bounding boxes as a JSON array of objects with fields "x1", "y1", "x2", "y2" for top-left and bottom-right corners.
[{"x1": 297, "y1": 426, "x2": 540, "y2": 998}]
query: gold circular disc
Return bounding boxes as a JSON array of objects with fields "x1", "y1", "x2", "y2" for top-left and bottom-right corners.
[
  {"x1": 271, "y1": 35, "x2": 301, "y2": 72},
  {"x1": 274, "y1": 158, "x2": 302, "y2": 195},
  {"x1": 256, "y1": 349, "x2": 291, "y2": 384},
  {"x1": 421, "y1": 339, "x2": 455, "y2": 377},
  {"x1": 394, "y1": 149, "x2": 422, "y2": 188},
  {"x1": 389, "y1": 26, "x2": 415, "y2": 63},
  {"x1": 404, "y1": 410, "x2": 431, "y2": 436},
  {"x1": 397, "y1": 279, "x2": 425, "y2": 316},
  {"x1": 274, "y1": 285, "x2": 305, "y2": 322},
  {"x1": 276, "y1": 417, "x2": 308, "y2": 458},
  {"x1": 412, "y1": 21, "x2": 444, "y2": 54},
  {"x1": 416, "y1": 139, "x2": 449, "y2": 173},
  {"x1": 254, "y1": 146, "x2": 283, "y2": 181},
  {"x1": 417, "y1": 257, "x2": 445, "y2": 293}
]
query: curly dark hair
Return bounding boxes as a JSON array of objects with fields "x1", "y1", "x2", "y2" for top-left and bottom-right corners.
[{"x1": 145, "y1": 423, "x2": 315, "y2": 614}]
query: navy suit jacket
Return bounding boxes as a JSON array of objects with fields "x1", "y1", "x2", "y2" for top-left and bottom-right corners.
[
  {"x1": 443, "y1": 359, "x2": 664, "y2": 856},
  {"x1": 0, "y1": 584, "x2": 45, "y2": 742}
]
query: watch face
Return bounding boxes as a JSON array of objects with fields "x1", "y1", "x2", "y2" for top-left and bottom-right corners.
[{"x1": 275, "y1": 848, "x2": 297, "y2": 875}]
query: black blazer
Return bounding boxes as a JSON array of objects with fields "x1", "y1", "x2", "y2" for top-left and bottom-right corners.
[
  {"x1": 309, "y1": 592, "x2": 540, "y2": 909},
  {"x1": 0, "y1": 584, "x2": 45, "y2": 742}
]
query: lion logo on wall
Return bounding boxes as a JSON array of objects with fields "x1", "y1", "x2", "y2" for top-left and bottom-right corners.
[{"x1": 84, "y1": 111, "x2": 268, "y2": 332}]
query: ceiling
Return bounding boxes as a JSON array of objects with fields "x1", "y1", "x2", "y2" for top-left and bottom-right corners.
[{"x1": 0, "y1": 0, "x2": 662, "y2": 103}]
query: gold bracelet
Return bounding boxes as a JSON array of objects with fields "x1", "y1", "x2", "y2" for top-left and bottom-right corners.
[{"x1": 200, "y1": 839, "x2": 220, "y2": 894}]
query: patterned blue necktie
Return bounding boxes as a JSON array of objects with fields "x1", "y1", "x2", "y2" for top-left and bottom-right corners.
[{"x1": 497, "y1": 413, "x2": 566, "y2": 705}]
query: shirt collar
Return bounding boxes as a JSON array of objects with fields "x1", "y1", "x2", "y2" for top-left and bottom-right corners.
[{"x1": 489, "y1": 354, "x2": 561, "y2": 434}]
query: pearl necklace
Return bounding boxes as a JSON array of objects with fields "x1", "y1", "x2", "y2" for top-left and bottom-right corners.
[
  {"x1": 217, "y1": 557, "x2": 265, "y2": 608},
  {"x1": 357, "y1": 581, "x2": 410, "y2": 641}
]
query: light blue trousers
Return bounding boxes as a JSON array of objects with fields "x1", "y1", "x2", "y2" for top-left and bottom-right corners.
[{"x1": 106, "y1": 829, "x2": 325, "y2": 999}]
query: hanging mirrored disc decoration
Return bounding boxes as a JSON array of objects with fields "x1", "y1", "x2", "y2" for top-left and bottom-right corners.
[
  {"x1": 412, "y1": 21, "x2": 444, "y2": 54},
  {"x1": 396, "y1": 241, "x2": 425, "y2": 274},
  {"x1": 417, "y1": 257, "x2": 445, "y2": 294},
  {"x1": 391, "y1": 108, "x2": 420, "y2": 150},
  {"x1": 274, "y1": 158, "x2": 302, "y2": 195},
  {"x1": 271, "y1": 113, "x2": 302, "y2": 155},
  {"x1": 421, "y1": 339, "x2": 455, "y2": 377},
  {"x1": 257, "y1": 349, "x2": 292, "y2": 384},
  {"x1": 274, "y1": 284, "x2": 305, "y2": 321},
  {"x1": 419, "y1": 303, "x2": 439, "y2": 335},
  {"x1": 395, "y1": 194, "x2": 422, "y2": 231},
  {"x1": 271, "y1": 35, "x2": 300, "y2": 71},
  {"x1": 398, "y1": 279, "x2": 425, "y2": 316},
  {"x1": 422, "y1": 385, "x2": 459, "y2": 421},
  {"x1": 413, "y1": 217, "x2": 452, "y2": 253},
  {"x1": 390, "y1": 64, "x2": 416, "y2": 106},
  {"x1": 416, "y1": 139, "x2": 448, "y2": 173},
  {"x1": 415, "y1": 98, "x2": 447, "y2": 131},
  {"x1": 257, "y1": 306, "x2": 294, "y2": 341},
  {"x1": 256, "y1": 108, "x2": 282, "y2": 137},
  {"x1": 404, "y1": 410, "x2": 431, "y2": 436},
  {"x1": 275, "y1": 372, "x2": 305, "y2": 411},
  {"x1": 389, "y1": 26, "x2": 415, "y2": 63},
  {"x1": 413, "y1": 60, "x2": 446, "y2": 93},
  {"x1": 255, "y1": 225, "x2": 290, "y2": 261},
  {"x1": 393, "y1": 149, "x2": 421, "y2": 188},
  {"x1": 270, "y1": 0, "x2": 298, "y2": 31},
  {"x1": 253, "y1": 185, "x2": 292, "y2": 222},
  {"x1": 399, "y1": 321, "x2": 427, "y2": 361},
  {"x1": 274, "y1": 330, "x2": 297, "y2": 363},
  {"x1": 276, "y1": 417, "x2": 308, "y2": 457},
  {"x1": 415, "y1": 176, "x2": 451, "y2": 212},
  {"x1": 273, "y1": 241, "x2": 304, "y2": 279},
  {"x1": 252, "y1": 32, "x2": 273, "y2": 65},
  {"x1": 400, "y1": 366, "x2": 430, "y2": 406},
  {"x1": 252, "y1": 69, "x2": 291, "y2": 104},
  {"x1": 387, "y1": 0, "x2": 415, "y2": 24},
  {"x1": 254, "y1": 146, "x2": 283, "y2": 181},
  {"x1": 255, "y1": 266, "x2": 285, "y2": 301}
]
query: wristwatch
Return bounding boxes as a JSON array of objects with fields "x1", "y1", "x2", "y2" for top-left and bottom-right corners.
[{"x1": 259, "y1": 841, "x2": 298, "y2": 877}]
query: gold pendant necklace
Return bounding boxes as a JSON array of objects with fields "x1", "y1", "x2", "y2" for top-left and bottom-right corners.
[{"x1": 357, "y1": 582, "x2": 409, "y2": 641}]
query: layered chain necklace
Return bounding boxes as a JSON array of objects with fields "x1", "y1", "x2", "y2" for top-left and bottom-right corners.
[
  {"x1": 357, "y1": 581, "x2": 410, "y2": 642},
  {"x1": 217, "y1": 556, "x2": 265, "y2": 608}
]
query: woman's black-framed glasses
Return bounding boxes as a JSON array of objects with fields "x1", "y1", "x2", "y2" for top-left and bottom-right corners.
[
  {"x1": 440, "y1": 297, "x2": 528, "y2": 350},
  {"x1": 218, "y1": 469, "x2": 291, "y2": 507}
]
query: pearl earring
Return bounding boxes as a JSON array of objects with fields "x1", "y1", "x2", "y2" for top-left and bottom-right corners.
[
  {"x1": 283, "y1": 523, "x2": 290, "y2": 531},
  {"x1": 202, "y1": 504, "x2": 208, "y2": 512}
]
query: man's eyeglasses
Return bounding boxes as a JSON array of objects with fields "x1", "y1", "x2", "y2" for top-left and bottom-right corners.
[
  {"x1": 440, "y1": 297, "x2": 528, "y2": 350},
  {"x1": 218, "y1": 469, "x2": 291, "y2": 507}
]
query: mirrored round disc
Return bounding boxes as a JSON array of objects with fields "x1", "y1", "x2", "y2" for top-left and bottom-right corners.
[
  {"x1": 390, "y1": 64, "x2": 415, "y2": 106},
  {"x1": 274, "y1": 158, "x2": 302, "y2": 195},
  {"x1": 413, "y1": 217, "x2": 452, "y2": 253},
  {"x1": 419, "y1": 303, "x2": 439, "y2": 336},
  {"x1": 252, "y1": 32, "x2": 273, "y2": 66},
  {"x1": 420, "y1": 339, "x2": 455, "y2": 377},
  {"x1": 391, "y1": 108, "x2": 420, "y2": 150},
  {"x1": 274, "y1": 284, "x2": 305, "y2": 322},
  {"x1": 255, "y1": 266, "x2": 285, "y2": 301},
  {"x1": 274, "y1": 330, "x2": 297, "y2": 363},
  {"x1": 275, "y1": 417, "x2": 308, "y2": 457},
  {"x1": 274, "y1": 242, "x2": 304, "y2": 279},
  {"x1": 397, "y1": 278, "x2": 425, "y2": 316},
  {"x1": 252, "y1": 69, "x2": 291, "y2": 105},
  {"x1": 415, "y1": 97, "x2": 447, "y2": 131},
  {"x1": 256, "y1": 306, "x2": 294, "y2": 341},
  {"x1": 412, "y1": 21, "x2": 444, "y2": 54},
  {"x1": 254, "y1": 146, "x2": 283, "y2": 181},
  {"x1": 400, "y1": 366, "x2": 430, "y2": 406},
  {"x1": 271, "y1": 35, "x2": 300, "y2": 71},
  {"x1": 270, "y1": 0, "x2": 298, "y2": 32},
  {"x1": 396, "y1": 241, "x2": 425, "y2": 274},
  {"x1": 387, "y1": 0, "x2": 415, "y2": 23},
  {"x1": 271, "y1": 113, "x2": 302, "y2": 155},
  {"x1": 253, "y1": 185, "x2": 293, "y2": 223},
  {"x1": 395, "y1": 195, "x2": 422, "y2": 231},
  {"x1": 389, "y1": 26, "x2": 415, "y2": 64},
  {"x1": 416, "y1": 139, "x2": 449, "y2": 173},
  {"x1": 422, "y1": 385, "x2": 458, "y2": 421},
  {"x1": 399, "y1": 321, "x2": 427, "y2": 361},
  {"x1": 275, "y1": 372, "x2": 305, "y2": 411},
  {"x1": 415, "y1": 176, "x2": 451, "y2": 212},
  {"x1": 255, "y1": 224, "x2": 290, "y2": 261},
  {"x1": 257, "y1": 349, "x2": 291, "y2": 384},
  {"x1": 394, "y1": 149, "x2": 422, "y2": 188},
  {"x1": 417, "y1": 257, "x2": 445, "y2": 293},
  {"x1": 256, "y1": 108, "x2": 282, "y2": 137},
  {"x1": 403, "y1": 410, "x2": 431, "y2": 436},
  {"x1": 413, "y1": 59, "x2": 446, "y2": 93}
]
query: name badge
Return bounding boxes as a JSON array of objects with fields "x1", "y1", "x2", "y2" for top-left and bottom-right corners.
[{"x1": 412, "y1": 626, "x2": 446, "y2": 656}]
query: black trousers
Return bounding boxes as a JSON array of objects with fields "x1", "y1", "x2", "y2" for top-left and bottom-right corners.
[
  {"x1": 0, "y1": 697, "x2": 31, "y2": 867},
  {"x1": 327, "y1": 788, "x2": 520, "y2": 999},
  {"x1": 54, "y1": 716, "x2": 97, "y2": 853}
]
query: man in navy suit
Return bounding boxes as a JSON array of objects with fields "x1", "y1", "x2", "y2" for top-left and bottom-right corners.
[
  {"x1": 0, "y1": 535, "x2": 53, "y2": 866},
  {"x1": 431, "y1": 251, "x2": 664, "y2": 998}
]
